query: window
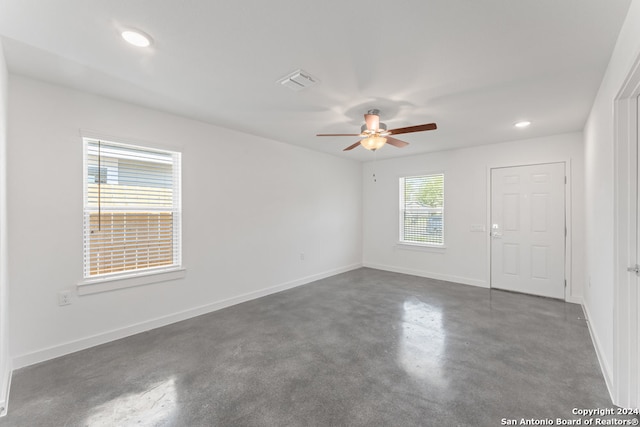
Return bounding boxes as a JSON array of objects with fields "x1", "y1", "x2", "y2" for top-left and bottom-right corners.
[
  {"x1": 83, "y1": 138, "x2": 182, "y2": 280},
  {"x1": 87, "y1": 166, "x2": 108, "y2": 184},
  {"x1": 399, "y1": 174, "x2": 444, "y2": 246}
]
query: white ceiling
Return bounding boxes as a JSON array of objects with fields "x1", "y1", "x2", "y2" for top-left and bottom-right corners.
[{"x1": 0, "y1": 0, "x2": 632, "y2": 161}]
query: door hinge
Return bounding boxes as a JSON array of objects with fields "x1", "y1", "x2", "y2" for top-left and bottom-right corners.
[
  {"x1": 564, "y1": 279, "x2": 567, "y2": 288},
  {"x1": 565, "y1": 176, "x2": 567, "y2": 184},
  {"x1": 627, "y1": 265, "x2": 640, "y2": 275}
]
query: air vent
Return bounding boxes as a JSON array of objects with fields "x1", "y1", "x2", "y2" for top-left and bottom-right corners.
[{"x1": 277, "y1": 69, "x2": 318, "y2": 91}]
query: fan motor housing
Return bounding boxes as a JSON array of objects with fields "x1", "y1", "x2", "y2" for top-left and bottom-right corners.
[{"x1": 361, "y1": 123, "x2": 387, "y2": 133}]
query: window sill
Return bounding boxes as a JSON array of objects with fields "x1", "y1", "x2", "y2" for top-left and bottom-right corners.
[
  {"x1": 396, "y1": 242, "x2": 447, "y2": 253},
  {"x1": 77, "y1": 268, "x2": 186, "y2": 296}
]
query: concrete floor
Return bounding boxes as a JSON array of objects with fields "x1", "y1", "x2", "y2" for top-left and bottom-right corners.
[{"x1": 0, "y1": 268, "x2": 635, "y2": 426}]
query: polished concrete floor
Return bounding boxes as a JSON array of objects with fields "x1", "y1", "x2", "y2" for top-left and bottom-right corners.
[{"x1": 0, "y1": 268, "x2": 634, "y2": 426}]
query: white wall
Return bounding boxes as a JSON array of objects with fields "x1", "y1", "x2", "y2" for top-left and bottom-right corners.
[
  {"x1": 583, "y1": 1, "x2": 640, "y2": 392},
  {"x1": 7, "y1": 75, "x2": 362, "y2": 368},
  {"x1": 363, "y1": 132, "x2": 585, "y2": 300},
  {"x1": 0, "y1": 41, "x2": 11, "y2": 412}
]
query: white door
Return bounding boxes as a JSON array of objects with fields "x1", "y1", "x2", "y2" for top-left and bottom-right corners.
[
  {"x1": 629, "y1": 94, "x2": 640, "y2": 407},
  {"x1": 636, "y1": 94, "x2": 640, "y2": 408},
  {"x1": 635, "y1": 94, "x2": 640, "y2": 408},
  {"x1": 616, "y1": 93, "x2": 640, "y2": 409},
  {"x1": 490, "y1": 163, "x2": 566, "y2": 299}
]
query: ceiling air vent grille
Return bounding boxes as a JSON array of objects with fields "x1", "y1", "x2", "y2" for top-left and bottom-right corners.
[{"x1": 277, "y1": 69, "x2": 318, "y2": 91}]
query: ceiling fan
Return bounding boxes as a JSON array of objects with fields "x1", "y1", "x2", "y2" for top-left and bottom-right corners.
[{"x1": 317, "y1": 109, "x2": 437, "y2": 151}]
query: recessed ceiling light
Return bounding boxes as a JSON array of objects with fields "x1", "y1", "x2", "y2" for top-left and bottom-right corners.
[
  {"x1": 515, "y1": 121, "x2": 531, "y2": 128},
  {"x1": 121, "y1": 29, "x2": 152, "y2": 47}
]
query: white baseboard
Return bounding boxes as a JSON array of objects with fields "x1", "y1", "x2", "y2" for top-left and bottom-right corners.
[
  {"x1": 565, "y1": 295, "x2": 584, "y2": 305},
  {"x1": 363, "y1": 262, "x2": 488, "y2": 288},
  {"x1": 582, "y1": 301, "x2": 614, "y2": 403},
  {"x1": 0, "y1": 359, "x2": 12, "y2": 417},
  {"x1": 13, "y1": 263, "x2": 362, "y2": 370}
]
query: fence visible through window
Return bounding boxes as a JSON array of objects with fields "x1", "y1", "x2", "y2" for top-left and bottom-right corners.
[
  {"x1": 87, "y1": 212, "x2": 174, "y2": 276},
  {"x1": 83, "y1": 138, "x2": 181, "y2": 279},
  {"x1": 400, "y1": 174, "x2": 444, "y2": 245}
]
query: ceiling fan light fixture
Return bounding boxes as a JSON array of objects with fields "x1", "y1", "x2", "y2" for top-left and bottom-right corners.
[
  {"x1": 361, "y1": 136, "x2": 387, "y2": 151},
  {"x1": 316, "y1": 109, "x2": 437, "y2": 152}
]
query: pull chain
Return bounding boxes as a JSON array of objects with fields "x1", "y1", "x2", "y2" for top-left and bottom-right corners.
[
  {"x1": 372, "y1": 150, "x2": 378, "y2": 183},
  {"x1": 98, "y1": 140, "x2": 102, "y2": 231}
]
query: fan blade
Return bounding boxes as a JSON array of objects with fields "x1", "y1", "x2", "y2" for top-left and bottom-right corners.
[
  {"x1": 385, "y1": 136, "x2": 409, "y2": 148},
  {"x1": 364, "y1": 114, "x2": 379, "y2": 131},
  {"x1": 388, "y1": 123, "x2": 437, "y2": 135},
  {"x1": 343, "y1": 141, "x2": 362, "y2": 151},
  {"x1": 317, "y1": 133, "x2": 360, "y2": 137}
]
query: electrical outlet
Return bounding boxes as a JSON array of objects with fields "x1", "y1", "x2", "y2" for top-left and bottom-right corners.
[
  {"x1": 58, "y1": 290, "x2": 72, "y2": 306},
  {"x1": 300, "y1": 253, "x2": 305, "y2": 261}
]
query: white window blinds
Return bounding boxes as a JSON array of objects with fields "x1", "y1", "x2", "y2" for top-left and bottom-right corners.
[
  {"x1": 400, "y1": 174, "x2": 444, "y2": 245},
  {"x1": 83, "y1": 138, "x2": 182, "y2": 279}
]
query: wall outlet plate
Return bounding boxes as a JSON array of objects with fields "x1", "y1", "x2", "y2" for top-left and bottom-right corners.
[{"x1": 58, "y1": 290, "x2": 72, "y2": 306}]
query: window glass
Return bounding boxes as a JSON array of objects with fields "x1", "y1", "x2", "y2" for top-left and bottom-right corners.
[
  {"x1": 83, "y1": 138, "x2": 182, "y2": 279},
  {"x1": 400, "y1": 174, "x2": 444, "y2": 245}
]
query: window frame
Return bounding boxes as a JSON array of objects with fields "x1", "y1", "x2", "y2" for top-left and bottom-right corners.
[
  {"x1": 398, "y1": 172, "x2": 445, "y2": 248},
  {"x1": 78, "y1": 136, "x2": 184, "y2": 294}
]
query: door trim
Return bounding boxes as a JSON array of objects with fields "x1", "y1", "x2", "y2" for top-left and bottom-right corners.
[
  {"x1": 613, "y1": 51, "x2": 640, "y2": 409},
  {"x1": 486, "y1": 160, "x2": 573, "y2": 302}
]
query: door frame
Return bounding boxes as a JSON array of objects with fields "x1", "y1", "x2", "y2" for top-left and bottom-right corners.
[
  {"x1": 486, "y1": 160, "x2": 573, "y2": 302},
  {"x1": 613, "y1": 52, "x2": 640, "y2": 409}
]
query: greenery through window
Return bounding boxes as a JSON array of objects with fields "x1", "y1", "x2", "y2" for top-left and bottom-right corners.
[{"x1": 400, "y1": 174, "x2": 444, "y2": 245}]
